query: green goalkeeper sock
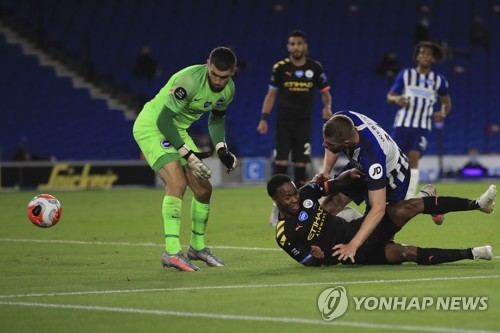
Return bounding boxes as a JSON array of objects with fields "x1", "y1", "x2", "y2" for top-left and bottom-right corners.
[
  {"x1": 162, "y1": 196, "x2": 182, "y2": 254},
  {"x1": 190, "y1": 198, "x2": 210, "y2": 251}
]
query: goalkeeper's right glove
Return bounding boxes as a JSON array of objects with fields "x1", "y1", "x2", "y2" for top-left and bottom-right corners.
[{"x1": 177, "y1": 144, "x2": 212, "y2": 179}]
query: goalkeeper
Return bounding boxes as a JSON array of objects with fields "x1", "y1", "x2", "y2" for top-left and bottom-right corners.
[{"x1": 133, "y1": 47, "x2": 238, "y2": 272}]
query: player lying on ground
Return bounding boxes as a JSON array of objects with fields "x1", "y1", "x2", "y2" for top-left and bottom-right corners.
[{"x1": 267, "y1": 169, "x2": 496, "y2": 267}]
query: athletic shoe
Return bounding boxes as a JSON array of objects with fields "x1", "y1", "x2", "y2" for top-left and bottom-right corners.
[
  {"x1": 187, "y1": 246, "x2": 226, "y2": 267},
  {"x1": 477, "y1": 185, "x2": 497, "y2": 213},
  {"x1": 471, "y1": 245, "x2": 493, "y2": 260},
  {"x1": 162, "y1": 251, "x2": 199, "y2": 272},
  {"x1": 416, "y1": 184, "x2": 445, "y2": 225},
  {"x1": 269, "y1": 204, "x2": 279, "y2": 226}
]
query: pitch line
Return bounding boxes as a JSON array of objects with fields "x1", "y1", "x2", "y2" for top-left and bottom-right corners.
[
  {"x1": 1, "y1": 239, "x2": 498, "y2": 257},
  {"x1": 0, "y1": 238, "x2": 280, "y2": 251},
  {"x1": 1, "y1": 275, "x2": 498, "y2": 299},
  {"x1": 0, "y1": 301, "x2": 497, "y2": 333}
]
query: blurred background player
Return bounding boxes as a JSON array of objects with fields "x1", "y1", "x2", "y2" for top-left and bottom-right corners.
[
  {"x1": 133, "y1": 47, "x2": 238, "y2": 272},
  {"x1": 257, "y1": 29, "x2": 332, "y2": 226},
  {"x1": 386, "y1": 41, "x2": 452, "y2": 201}
]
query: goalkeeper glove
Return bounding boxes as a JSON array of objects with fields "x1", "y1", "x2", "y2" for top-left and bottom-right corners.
[
  {"x1": 215, "y1": 142, "x2": 237, "y2": 174},
  {"x1": 177, "y1": 144, "x2": 212, "y2": 179}
]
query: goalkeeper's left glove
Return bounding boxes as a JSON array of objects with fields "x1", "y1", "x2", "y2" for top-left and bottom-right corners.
[{"x1": 215, "y1": 142, "x2": 237, "y2": 174}]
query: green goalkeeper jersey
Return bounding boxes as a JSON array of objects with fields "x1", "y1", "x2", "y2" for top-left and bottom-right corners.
[{"x1": 140, "y1": 64, "x2": 235, "y2": 130}]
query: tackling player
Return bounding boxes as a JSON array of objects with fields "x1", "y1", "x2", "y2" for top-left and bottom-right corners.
[
  {"x1": 133, "y1": 47, "x2": 238, "y2": 272},
  {"x1": 268, "y1": 171, "x2": 496, "y2": 267},
  {"x1": 315, "y1": 111, "x2": 411, "y2": 262}
]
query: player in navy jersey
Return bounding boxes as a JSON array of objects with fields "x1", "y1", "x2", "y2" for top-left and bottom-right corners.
[
  {"x1": 257, "y1": 29, "x2": 332, "y2": 226},
  {"x1": 267, "y1": 172, "x2": 496, "y2": 266},
  {"x1": 387, "y1": 41, "x2": 452, "y2": 200},
  {"x1": 314, "y1": 111, "x2": 411, "y2": 262}
]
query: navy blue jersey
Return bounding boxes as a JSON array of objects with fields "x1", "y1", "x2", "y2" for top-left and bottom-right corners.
[
  {"x1": 334, "y1": 111, "x2": 410, "y2": 202},
  {"x1": 390, "y1": 68, "x2": 449, "y2": 130}
]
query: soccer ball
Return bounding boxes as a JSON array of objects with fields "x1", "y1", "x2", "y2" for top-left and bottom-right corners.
[{"x1": 27, "y1": 194, "x2": 62, "y2": 228}]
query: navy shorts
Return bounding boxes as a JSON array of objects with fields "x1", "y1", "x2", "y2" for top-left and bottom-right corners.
[{"x1": 391, "y1": 127, "x2": 430, "y2": 156}]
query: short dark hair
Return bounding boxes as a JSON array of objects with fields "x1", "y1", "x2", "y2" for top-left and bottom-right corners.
[
  {"x1": 323, "y1": 115, "x2": 356, "y2": 141},
  {"x1": 209, "y1": 47, "x2": 237, "y2": 71},
  {"x1": 267, "y1": 174, "x2": 292, "y2": 197},
  {"x1": 413, "y1": 41, "x2": 444, "y2": 61},
  {"x1": 288, "y1": 29, "x2": 307, "y2": 40}
]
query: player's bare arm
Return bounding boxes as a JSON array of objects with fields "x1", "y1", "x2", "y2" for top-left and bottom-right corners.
[
  {"x1": 433, "y1": 95, "x2": 452, "y2": 122},
  {"x1": 387, "y1": 91, "x2": 408, "y2": 107},
  {"x1": 320, "y1": 90, "x2": 333, "y2": 120},
  {"x1": 257, "y1": 88, "x2": 277, "y2": 134},
  {"x1": 332, "y1": 187, "x2": 387, "y2": 263}
]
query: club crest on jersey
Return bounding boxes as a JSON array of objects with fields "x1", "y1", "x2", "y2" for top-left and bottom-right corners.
[
  {"x1": 294, "y1": 70, "x2": 304, "y2": 78},
  {"x1": 298, "y1": 211, "x2": 308, "y2": 221},
  {"x1": 215, "y1": 97, "x2": 225, "y2": 107},
  {"x1": 368, "y1": 163, "x2": 383, "y2": 180},
  {"x1": 305, "y1": 70, "x2": 314, "y2": 78},
  {"x1": 303, "y1": 199, "x2": 313, "y2": 209},
  {"x1": 160, "y1": 139, "x2": 172, "y2": 149},
  {"x1": 173, "y1": 87, "x2": 187, "y2": 100},
  {"x1": 204, "y1": 102, "x2": 212, "y2": 108}
]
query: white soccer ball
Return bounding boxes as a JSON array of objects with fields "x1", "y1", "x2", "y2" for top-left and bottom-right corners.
[{"x1": 27, "y1": 194, "x2": 62, "y2": 228}]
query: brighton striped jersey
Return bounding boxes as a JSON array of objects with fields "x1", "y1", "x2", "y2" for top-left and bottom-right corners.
[
  {"x1": 390, "y1": 68, "x2": 449, "y2": 130},
  {"x1": 334, "y1": 111, "x2": 409, "y2": 196}
]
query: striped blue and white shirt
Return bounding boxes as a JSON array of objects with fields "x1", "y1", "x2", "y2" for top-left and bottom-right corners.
[
  {"x1": 335, "y1": 111, "x2": 409, "y2": 200},
  {"x1": 390, "y1": 68, "x2": 449, "y2": 130}
]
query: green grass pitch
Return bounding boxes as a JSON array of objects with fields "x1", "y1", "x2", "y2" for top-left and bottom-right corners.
[{"x1": 0, "y1": 182, "x2": 499, "y2": 333}]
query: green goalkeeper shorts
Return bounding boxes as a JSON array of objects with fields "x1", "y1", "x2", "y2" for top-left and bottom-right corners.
[{"x1": 133, "y1": 120, "x2": 198, "y2": 173}]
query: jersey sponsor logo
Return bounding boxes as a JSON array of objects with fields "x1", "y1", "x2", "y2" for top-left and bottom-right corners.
[
  {"x1": 294, "y1": 70, "x2": 304, "y2": 78},
  {"x1": 307, "y1": 206, "x2": 325, "y2": 241},
  {"x1": 215, "y1": 97, "x2": 225, "y2": 107},
  {"x1": 305, "y1": 70, "x2": 314, "y2": 78},
  {"x1": 283, "y1": 81, "x2": 314, "y2": 88},
  {"x1": 303, "y1": 199, "x2": 313, "y2": 209},
  {"x1": 173, "y1": 87, "x2": 187, "y2": 100},
  {"x1": 204, "y1": 102, "x2": 212, "y2": 108},
  {"x1": 298, "y1": 211, "x2": 308, "y2": 221},
  {"x1": 160, "y1": 139, "x2": 172, "y2": 149},
  {"x1": 368, "y1": 163, "x2": 383, "y2": 180}
]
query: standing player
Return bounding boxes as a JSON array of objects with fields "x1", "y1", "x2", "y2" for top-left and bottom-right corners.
[
  {"x1": 314, "y1": 111, "x2": 411, "y2": 261},
  {"x1": 267, "y1": 172, "x2": 496, "y2": 267},
  {"x1": 133, "y1": 47, "x2": 238, "y2": 272},
  {"x1": 387, "y1": 41, "x2": 452, "y2": 200},
  {"x1": 257, "y1": 29, "x2": 332, "y2": 225}
]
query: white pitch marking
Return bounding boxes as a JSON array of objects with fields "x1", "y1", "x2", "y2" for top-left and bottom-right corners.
[
  {"x1": 1, "y1": 275, "x2": 498, "y2": 299},
  {"x1": 0, "y1": 238, "x2": 280, "y2": 251},
  {"x1": 0, "y1": 301, "x2": 497, "y2": 333}
]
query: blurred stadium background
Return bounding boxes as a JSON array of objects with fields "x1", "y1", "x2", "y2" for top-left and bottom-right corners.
[{"x1": 1, "y1": 0, "x2": 499, "y2": 188}]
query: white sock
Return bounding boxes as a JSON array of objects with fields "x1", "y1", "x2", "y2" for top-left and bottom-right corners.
[{"x1": 406, "y1": 169, "x2": 420, "y2": 199}]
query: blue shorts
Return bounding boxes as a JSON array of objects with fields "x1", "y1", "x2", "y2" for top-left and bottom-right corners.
[
  {"x1": 391, "y1": 127, "x2": 430, "y2": 156},
  {"x1": 336, "y1": 162, "x2": 409, "y2": 207}
]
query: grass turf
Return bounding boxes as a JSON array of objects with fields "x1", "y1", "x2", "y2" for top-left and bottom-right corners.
[{"x1": 0, "y1": 182, "x2": 498, "y2": 333}]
